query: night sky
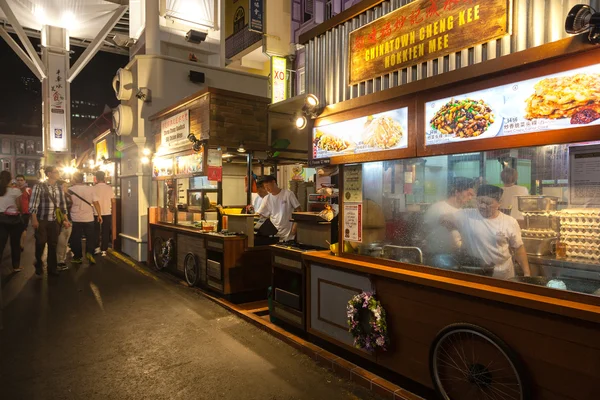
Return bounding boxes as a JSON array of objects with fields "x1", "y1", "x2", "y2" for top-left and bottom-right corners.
[{"x1": 0, "y1": 32, "x2": 128, "y2": 136}]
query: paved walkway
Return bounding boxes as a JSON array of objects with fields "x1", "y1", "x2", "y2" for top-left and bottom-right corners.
[{"x1": 1, "y1": 243, "x2": 383, "y2": 400}]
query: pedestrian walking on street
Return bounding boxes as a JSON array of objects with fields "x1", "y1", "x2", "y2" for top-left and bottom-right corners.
[
  {"x1": 0, "y1": 171, "x2": 24, "y2": 273},
  {"x1": 56, "y1": 180, "x2": 73, "y2": 269},
  {"x1": 68, "y1": 172, "x2": 102, "y2": 265},
  {"x1": 29, "y1": 166, "x2": 72, "y2": 276},
  {"x1": 15, "y1": 174, "x2": 32, "y2": 251},
  {"x1": 93, "y1": 171, "x2": 115, "y2": 257}
]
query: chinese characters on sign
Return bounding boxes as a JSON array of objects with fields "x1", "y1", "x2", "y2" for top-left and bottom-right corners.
[
  {"x1": 48, "y1": 53, "x2": 68, "y2": 152},
  {"x1": 343, "y1": 165, "x2": 363, "y2": 203},
  {"x1": 425, "y1": 63, "x2": 600, "y2": 146},
  {"x1": 343, "y1": 203, "x2": 362, "y2": 243},
  {"x1": 271, "y1": 56, "x2": 287, "y2": 103},
  {"x1": 249, "y1": 0, "x2": 264, "y2": 33},
  {"x1": 348, "y1": 0, "x2": 508, "y2": 85},
  {"x1": 161, "y1": 110, "x2": 190, "y2": 149}
]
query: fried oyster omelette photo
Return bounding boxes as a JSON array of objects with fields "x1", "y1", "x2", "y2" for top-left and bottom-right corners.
[
  {"x1": 524, "y1": 73, "x2": 600, "y2": 124},
  {"x1": 430, "y1": 98, "x2": 495, "y2": 138}
]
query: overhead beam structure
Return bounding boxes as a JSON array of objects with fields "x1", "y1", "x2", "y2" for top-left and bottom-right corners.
[
  {"x1": 0, "y1": 0, "x2": 46, "y2": 79},
  {"x1": 68, "y1": 5, "x2": 128, "y2": 82},
  {"x1": 0, "y1": 26, "x2": 43, "y2": 80}
]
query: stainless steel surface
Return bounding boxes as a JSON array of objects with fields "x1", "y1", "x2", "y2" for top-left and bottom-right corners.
[
  {"x1": 518, "y1": 196, "x2": 558, "y2": 212},
  {"x1": 529, "y1": 255, "x2": 600, "y2": 272},
  {"x1": 523, "y1": 237, "x2": 557, "y2": 256},
  {"x1": 295, "y1": 220, "x2": 331, "y2": 249},
  {"x1": 382, "y1": 245, "x2": 423, "y2": 264},
  {"x1": 525, "y1": 215, "x2": 559, "y2": 231},
  {"x1": 510, "y1": 276, "x2": 600, "y2": 295},
  {"x1": 292, "y1": 212, "x2": 329, "y2": 222},
  {"x1": 304, "y1": 0, "x2": 600, "y2": 105}
]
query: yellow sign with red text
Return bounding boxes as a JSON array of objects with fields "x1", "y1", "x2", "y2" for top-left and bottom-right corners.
[{"x1": 349, "y1": 0, "x2": 509, "y2": 85}]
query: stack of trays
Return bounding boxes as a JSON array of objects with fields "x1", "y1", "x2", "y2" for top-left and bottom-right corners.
[{"x1": 557, "y1": 209, "x2": 600, "y2": 260}]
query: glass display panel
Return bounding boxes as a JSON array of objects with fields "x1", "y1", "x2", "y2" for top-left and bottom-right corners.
[
  {"x1": 425, "y1": 63, "x2": 600, "y2": 146},
  {"x1": 313, "y1": 108, "x2": 409, "y2": 159},
  {"x1": 190, "y1": 176, "x2": 218, "y2": 189},
  {"x1": 343, "y1": 141, "x2": 600, "y2": 297}
]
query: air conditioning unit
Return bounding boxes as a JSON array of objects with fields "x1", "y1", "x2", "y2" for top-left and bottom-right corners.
[
  {"x1": 112, "y1": 68, "x2": 133, "y2": 101},
  {"x1": 113, "y1": 105, "x2": 133, "y2": 136}
]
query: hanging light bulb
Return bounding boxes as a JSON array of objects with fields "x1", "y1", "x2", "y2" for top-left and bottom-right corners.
[{"x1": 237, "y1": 142, "x2": 246, "y2": 153}]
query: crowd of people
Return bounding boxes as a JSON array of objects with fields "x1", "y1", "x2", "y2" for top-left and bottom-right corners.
[{"x1": 0, "y1": 166, "x2": 115, "y2": 277}]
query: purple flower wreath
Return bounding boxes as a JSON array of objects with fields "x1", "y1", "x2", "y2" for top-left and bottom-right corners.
[{"x1": 347, "y1": 291, "x2": 389, "y2": 352}]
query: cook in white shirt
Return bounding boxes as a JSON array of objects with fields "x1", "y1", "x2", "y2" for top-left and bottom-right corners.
[
  {"x1": 498, "y1": 167, "x2": 529, "y2": 221},
  {"x1": 257, "y1": 175, "x2": 301, "y2": 242},
  {"x1": 252, "y1": 177, "x2": 269, "y2": 213},
  {"x1": 423, "y1": 177, "x2": 474, "y2": 256},
  {"x1": 443, "y1": 184, "x2": 531, "y2": 280}
]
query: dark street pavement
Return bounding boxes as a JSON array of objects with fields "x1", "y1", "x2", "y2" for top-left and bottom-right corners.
[{"x1": 1, "y1": 240, "x2": 383, "y2": 400}]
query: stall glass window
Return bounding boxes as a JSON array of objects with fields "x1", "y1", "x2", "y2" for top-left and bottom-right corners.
[{"x1": 343, "y1": 141, "x2": 600, "y2": 298}]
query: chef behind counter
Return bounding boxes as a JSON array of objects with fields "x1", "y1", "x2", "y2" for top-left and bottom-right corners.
[{"x1": 439, "y1": 184, "x2": 531, "y2": 280}]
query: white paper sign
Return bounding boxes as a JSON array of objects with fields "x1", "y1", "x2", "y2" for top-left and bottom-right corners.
[
  {"x1": 48, "y1": 53, "x2": 68, "y2": 152},
  {"x1": 569, "y1": 145, "x2": 600, "y2": 206},
  {"x1": 343, "y1": 203, "x2": 362, "y2": 243},
  {"x1": 343, "y1": 164, "x2": 363, "y2": 202},
  {"x1": 207, "y1": 149, "x2": 222, "y2": 167},
  {"x1": 161, "y1": 110, "x2": 190, "y2": 149}
]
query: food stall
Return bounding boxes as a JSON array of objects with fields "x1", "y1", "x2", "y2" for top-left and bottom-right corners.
[
  {"x1": 147, "y1": 88, "x2": 272, "y2": 301},
  {"x1": 295, "y1": 1, "x2": 600, "y2": 398}
]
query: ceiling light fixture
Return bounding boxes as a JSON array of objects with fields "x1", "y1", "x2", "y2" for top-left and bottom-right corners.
[
  {"x1": 565, "y1": 4, "x2": 600, "y2": 43},
  {"x1": 295, "y1": 115, "x2": 308, "y2": 130},
  {"x1": 237, "y1": 142, "x2": 246, "y2": 153},
  {"x1": 305, "y1": 94, "x2": 319, "y2": 109},
  {"x1": 142, "y1": 148, "x2": 152, "y2": 156}
]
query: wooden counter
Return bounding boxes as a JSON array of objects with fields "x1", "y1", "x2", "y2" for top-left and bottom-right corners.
[
  {"x1": 303, "y1": 251, "x2": 600, "y2": 400},
  {"x1": 148, "y1": 223, "x2": 271, "y2": 299}
]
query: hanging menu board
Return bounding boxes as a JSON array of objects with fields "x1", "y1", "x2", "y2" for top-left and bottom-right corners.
[
  {"x1": 425, "y1": 63, "x2": 600, "y2": 146},
  {"x1": 313, "y1": 108, "x2": 408, "y2": 160}
]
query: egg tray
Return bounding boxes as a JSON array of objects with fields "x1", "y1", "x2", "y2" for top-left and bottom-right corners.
[
  {"x1": 566, "y1": 250, "x2": 600, "y2": 261},
  {"x1": 522, "y1": 229, "x2": 557, "y2": 238},
  {"x1": 558, "y1": 216, "x2": 600, "y2": 227}
]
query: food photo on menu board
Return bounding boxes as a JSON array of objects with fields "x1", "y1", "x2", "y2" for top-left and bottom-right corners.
[
  {"x1": 312, "y1": 108, "x2": 408, "y2": 159},
  {"x1": 425, "y1": 64, "x2": 600, "y2": 145}
]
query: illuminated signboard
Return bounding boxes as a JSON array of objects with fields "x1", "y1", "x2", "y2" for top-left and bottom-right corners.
[
  {"x1": 161, "y1": 110, "x2": 190, "y2": 149},
  {"x1": 271, "y1": 56, "x2": 287, "y2": 103},
  {"x1": 348, "y1": 0, "x2": 508, "y2": 85},
  {"x1": 48, "y1": 53, "x2": 68, "y2": 152},
  {"x1": 313, "y1": 108, "x2": 408, "y2": 159},
  {"x1": 425, "y1": 64, "x2": 600, "y2": 146}
]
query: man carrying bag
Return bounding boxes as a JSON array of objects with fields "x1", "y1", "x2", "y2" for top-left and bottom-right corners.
[{"x1": 68, "y1": 172, "x2": 102, "y2": 264}]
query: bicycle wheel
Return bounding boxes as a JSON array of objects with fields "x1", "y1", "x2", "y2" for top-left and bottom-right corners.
[
  {"x1": 152, "y1": 236, "x2": 166, "y2": 271},
  {"x1": 184, "y1": 252, "x2": 199, "y2": 287},
  {"x1": 430, "y1": 323, "x2": 528, "y2": 400}
]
